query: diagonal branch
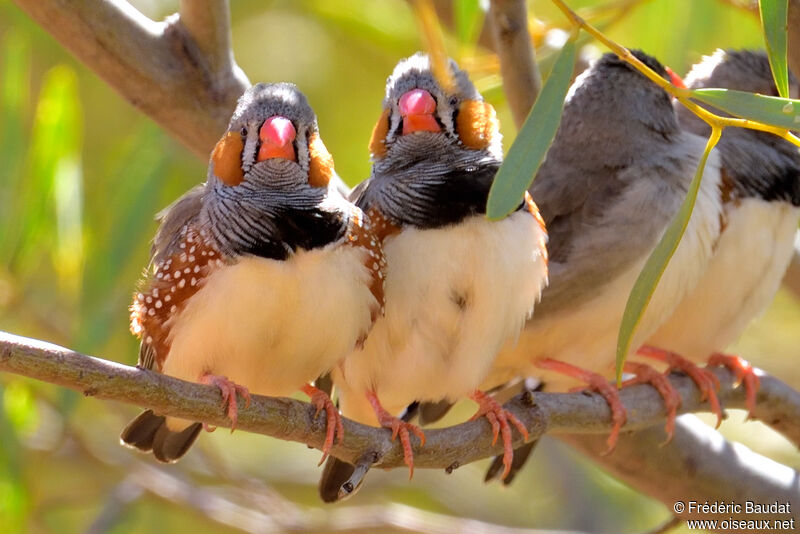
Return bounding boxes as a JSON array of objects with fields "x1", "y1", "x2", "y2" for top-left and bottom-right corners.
[
  {"x1": 178, "y1": 0, "x2": 237, "y2": 79},
  {"x1": 562, "y1": 415, "x2": 800, "y2": 531},
  {"x1": 11, "y1": 0, "x2": 250, "y2": 159},
  {"x1": 488, "y1": 0, "x2": 542, "y2": 129}
]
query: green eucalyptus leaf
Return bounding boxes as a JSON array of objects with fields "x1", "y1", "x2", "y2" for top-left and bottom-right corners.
[
  {"x1": 14, "y1": 65, "x2": 82, "y2": 283},
  {"x1": 615, "y1": 129, "x2": 722, "y2": 384},
  {"x1": 759, "y1": 0, "x2": 790, "y2": 99},
  {"x1": 0, "y1": 29, "x2": 30, "y2": 267},
  {"x1": 455, "y1": 0, "x2": 483, "y2": 46},
  {"x1": 486, "y1": 37, "x2": 577, "y2": 220},
  {"x1": 690, "y1": 88, "x2": 800, "y2": 131}
]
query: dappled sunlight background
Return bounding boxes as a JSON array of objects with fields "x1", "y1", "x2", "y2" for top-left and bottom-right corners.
[{"x1": 0, "y1": 0, "x2": 797, "y2": 532}]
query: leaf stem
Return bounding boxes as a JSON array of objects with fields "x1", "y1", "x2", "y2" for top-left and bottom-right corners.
[{"x1": 549, "y1": 0, "x2": 800, "y2": 147}]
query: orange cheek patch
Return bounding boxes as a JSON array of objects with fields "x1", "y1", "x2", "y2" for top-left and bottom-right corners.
[
  {"x1": 368, "y1": 108, "x2": 391, "y2": 159},
  {"x1": 456, "y1": 100, "x2": 499, "y2": 150},
  {"x1": 211, "y1": 131, "x2": 245, "y2": 186},
  {"x1": 308, "y1": 133, "x2": 335, "y2": 188}
]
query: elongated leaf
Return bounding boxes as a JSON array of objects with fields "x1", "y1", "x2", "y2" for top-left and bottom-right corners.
[
  {"x1": 455, "y1": 0, "x2": 483, "y2": 46},
  {"x1": 486, "y1": 37, "x2": 577, "y2": 220},
  {"x1": 13, "y1": 66, "x2": 82, "y2": 280},
  {"x1": 0, "y1": 384, "x2": 26, "y2": 534},
  {"x1": 760, "y1": 0, "x2": 789, "y2": 98},
  {"x1": 0, "y1": 29, "x2": 30, "y2": 267},
  {"x1": 54, "y1": 154, "x2": 84, "y2": 299},
  {"x1": 77, "y1": 125, "x2": 168, "y2": 351},
  {"x1": 615, "y1": 129, "x2": 722, "y2": 384},
  {"x1": 691, "y1": 88, "x2": 800, "y2": 131}
]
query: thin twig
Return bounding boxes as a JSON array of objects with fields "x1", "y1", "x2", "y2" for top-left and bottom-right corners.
[
  {"x1": 61, "y1": 410, "x2": 568, "y2": 534},
  {"x1": 549, "y1": 0, "x2": 800, "y2": 148},
  {"x1": 488, "y1": 0, "x2": 542, "y2": 129},
  {"x1": 85, "y1": 478, "x2": 145, "y2": 534},
  {"x1": 128, "y1": 462, "x2": 583, "y2": 534}
]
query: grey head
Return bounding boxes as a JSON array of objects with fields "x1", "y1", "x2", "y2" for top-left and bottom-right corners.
[
  {"x1": 223, "y1": 82, "x2": 319, "y2": 180},
  {"x1": 153, "y1": 83, "x2": 348, "y2": 265},
  {"x1": 531, "y1": 50, "x2": 701, "y2": 314},
  {"x1": 679, "y1": 49, "x2": 800, "y2": 206},
  {"x1": 358, "y1": 52, "x2": 504, "y2": 228},
  {"x1": 372, "y1": 52, "x2": 501, "y2": 162}
]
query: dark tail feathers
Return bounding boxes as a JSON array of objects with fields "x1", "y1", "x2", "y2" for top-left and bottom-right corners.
[
  {"x1": 319, "y1": 456, "x2": 359, "y2": 503},
  {"x1": 417, "y1": 400, "x2": 454, "y2": 426},
  {"x1": 120, "y1": 410, "x2": 202, "y2": 463},
  {"x1": 485, "y1": 439, "x2": 539, "y2": 485},
  {"x1": 319, "y1": 453, "x2": 380, "y2": 503}
]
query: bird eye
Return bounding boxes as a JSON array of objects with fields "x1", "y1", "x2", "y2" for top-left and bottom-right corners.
[
  {"x1": 449, "y1": 96, "x2": 458, "y2": 107},
  {"x1": 240, "y1": 126, "x2": 247, "y2": 137}
]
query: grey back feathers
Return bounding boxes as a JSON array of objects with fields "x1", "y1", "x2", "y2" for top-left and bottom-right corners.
[
  {"x1": 678, "y1": 49, "x2": 800, "y2": 206},
  {"x1": 531, "y1": 51, "x2": 706, "y2": 314},
  {"x1": 150, "y1": 184, "x2": 205, "y2": 267}
]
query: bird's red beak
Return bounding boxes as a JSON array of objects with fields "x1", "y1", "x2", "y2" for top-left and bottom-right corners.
[
  {"x1": 399, "y1": 89, "x2": 441, "y2": 135},
  {"x1": 665, "y1": 66, "x2": 686, "y2": 89},
  {"x1": 258, "y1": 116, "x2": 297, "y2": 161}
]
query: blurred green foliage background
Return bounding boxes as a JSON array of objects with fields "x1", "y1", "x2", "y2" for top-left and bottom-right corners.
[{"x1": 0, "y1": 0, "x2": 798, "y2": 532}]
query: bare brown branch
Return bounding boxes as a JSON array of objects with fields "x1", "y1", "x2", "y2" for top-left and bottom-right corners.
[
  {"x1": 178, "y1": 0, "x2": 236, "y2": 78},
  {"x1": 788, "y1": 1, "x2": 800, "y2": 84},
  {"x1": 11, "y1": 0, "x2": 249, "y2": 159},
  {"x1": 1, "y1": 329, "x2": 799, "y2": 496},
  {"x1": 488, "y1": 0, "x2": 542, "y2": 129},
  {"x1": 563, "y1": 415, "x2": 800, "y2": 532}
]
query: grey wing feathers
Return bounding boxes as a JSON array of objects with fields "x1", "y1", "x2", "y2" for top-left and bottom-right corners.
[
  {"x1": 531, "y1": 163, "x2": 627, "y2": 263},
  {"x1": 348, "y1": 178, "x2": 371, "y2": 205},
  {"x1": 531, "y1": 143, "x2": 696, "y2": 315},
  {"x1": 138, "y1": 342, "x2": 158, "y2": 371},
  {"x1": 150, "y1": 184, "x2": 206, "y2": 266},
  {"x1": 329, "y1": 172, "x2": 352, "y2": 199},
  {"x1": 137, "y1": 184, "x2": 206, "y2": 370}
]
